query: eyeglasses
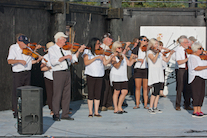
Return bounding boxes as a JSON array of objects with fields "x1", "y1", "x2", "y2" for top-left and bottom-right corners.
[
  {"x1": 141, "y1": 39, "x2": 147, "y2": 42},
  {"x1": 117, "y1": 47, "x2": 122, "y2": 49},
  {"x1": 198, "y1": 47, "x2": 204, "y2": 50}
]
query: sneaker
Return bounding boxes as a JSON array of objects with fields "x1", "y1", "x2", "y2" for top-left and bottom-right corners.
[
  {"x1": 200, "y1": 112, "x2": 207, "y2": 117},
  {"x1": 153, "y1": 108, "x2": 163, "y2": 113},
  {"x1": 192, "y1": 112, "x2": 203, "y2": 118},
  {"x1": 148, "y1": 109, "x2": 156, "y2": 114}
]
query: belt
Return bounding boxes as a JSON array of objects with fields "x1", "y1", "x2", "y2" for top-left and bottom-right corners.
[
  {"x1": 14, "y1": 70, "x2": 30, "y2": 73},
  {"x1": 56, "y1": 69, "x2": 70, "y2": 72}
]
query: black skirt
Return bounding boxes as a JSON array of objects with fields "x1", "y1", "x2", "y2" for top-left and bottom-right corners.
[{"x1": 133, "y1": 68, "x2": 148, "y2": 79}]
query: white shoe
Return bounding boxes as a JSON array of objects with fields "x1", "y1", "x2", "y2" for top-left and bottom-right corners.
[
  {"x1": 148, "y1": 109, "x2": 156, "y2": 114},
  {"x1": 153, "y1": 108, "x2": 162, "y2": 113}
]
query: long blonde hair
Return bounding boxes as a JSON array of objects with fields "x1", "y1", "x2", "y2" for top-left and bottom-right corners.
[{"x1": 147, "y1": 38, "x2": 158, "y2": 51}]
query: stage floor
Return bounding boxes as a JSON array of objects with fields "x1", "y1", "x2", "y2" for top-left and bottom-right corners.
[{"x1": 0, "y1": 95, "x2": 207, "y2": 137}]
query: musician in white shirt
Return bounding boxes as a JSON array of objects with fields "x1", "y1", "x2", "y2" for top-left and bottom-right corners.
[
  {"x1": 7, "y1": 34, "x2": 42, "y2": 118},
  {"x1": 48, "y1": 32, "x2": 85, "y2": 121},
  {"x1": 175, "y1": 35, "x2": 192, "y2": 111},
  {"x1": 188, "y1": 42, "x2": 207, "y2": 118},
  {"x1": 83, "y1": 37, "x2": 114, "y2": 117}
]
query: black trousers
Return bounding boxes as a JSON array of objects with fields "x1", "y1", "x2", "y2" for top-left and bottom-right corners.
[
  {"x1": 12, "y1": 71, "x2": 31, "y2": 116},
  {"x1": 100, "y1": 69, "x2": 113, "y2": 108},
  {"x1": 176, "y1": 68, "x2": 192, "y2": 107},
  {"x1": 191, "y1": 76, "x2": 205, "y2": 106},
  {"x1": 152, "y1": 82, "x2": 162, "y2": 96},
  {"x1": 87, "y1": 75, "x2": 103, "y2": 100},
  {"x1": 44, "y1": 77, "x2": 53, "y2": 111},
  {"x1": 52, "y1": 71, "x2": 71, "y2": 118},
  {"x1": 160, "y1": 70, "x2": 165, "y2": 90}
]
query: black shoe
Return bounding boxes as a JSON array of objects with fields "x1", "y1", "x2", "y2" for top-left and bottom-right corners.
[
  {"x1": 53, "y1": 115, "x2": 60, "y2": 121},
  {"x1": 114, "y1": 111, "x2": 123, "y2": 114},
  {"x1": 13, "y1": 114, "x2": 17, "y2": 118},
  {"x1": 61, "y1": 116, "x2": 74, "y2": 120},
  {"x1": 121, "y1": 110, "x2": 128, "y2": 113}
]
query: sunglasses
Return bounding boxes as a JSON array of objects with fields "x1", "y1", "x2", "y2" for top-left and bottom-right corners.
[
  {"x1": 198, "y1": 47, "x2": 204, "y2": 50},
  {"x1": 117, "y1": 47, "x2": 122, "y2": 49},
  {"x1": 141, "y1": 39, "x2": 147, "y2": 42}
]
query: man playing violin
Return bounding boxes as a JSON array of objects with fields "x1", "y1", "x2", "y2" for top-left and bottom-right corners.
[
  {"x1": 175, "y1": 35, "x2": 193, "y2": 111},
  {"x1": 7, "y1": 34, "x2": 43, "y2": 118},
  {"x1": 48, "y1": 32, "x2": 85, "y2": 121}
]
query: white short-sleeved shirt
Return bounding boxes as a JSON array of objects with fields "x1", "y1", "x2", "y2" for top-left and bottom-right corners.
[
  {"x1": 82, "y1": 49, "x2": 105, "y2": 77},
  {"x1": 48, "y1": 44, "x2": 78, "y2": 71},
  {"x1": 188, "y1": 55, "x2": 207, "y2": 83},
  {"x1": 7, "y1": 43, "x2": 33, "y2": 72},
  {"x1": 100, "y1": 43, "x2": 112, "y2": 70},
  {"x1": 147, "y1": 50, "x2": 164, "y2": 86},
  {"x1": 175, "y1": 46, "x2": 189, "y2": 68},
  {"x1": 110, "y1": 55, "x2": 128, "y2": 86},
  {"x1": 42, "y1": 54, "x2": 53, "y2": 80},
  {"x1": 134, "y1": 47, "x2": 148, "y2": 69}
]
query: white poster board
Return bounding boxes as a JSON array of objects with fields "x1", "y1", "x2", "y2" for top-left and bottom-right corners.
[{"x1": 140, "y1": 26, "x2": 206, "y2": 95}]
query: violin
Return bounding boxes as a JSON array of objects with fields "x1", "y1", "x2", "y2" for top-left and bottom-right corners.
[
  {"x1": 199, "y1": 54, "x2": 207, "y2": 60},
  {"x1": 22, "y1": 47, "x2": 48, "y2": 62},
  {"x1": 162, "y1": 50, "x2": 173, "y2": 57},
  {"x1": 95, "y1": 47, "x2": 112, "y2": 56},
  {"x1": 150, "y1": 47, "x2": 160, "y2": 53},
  {"x1": 141, "y1": 45, "x2": 147, "y2": 52},
  {"x1": 27, "y1": 43, "x2": 45, "y2": 50},
  {"x1": 62, "y1": 42, "x2": 89, "y2": 52},
  {"x1": 185, "y1": 46, "x2": 193, "y2": 54}
]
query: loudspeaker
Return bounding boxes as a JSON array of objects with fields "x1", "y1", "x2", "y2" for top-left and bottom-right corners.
[{"x1": 17, "y1": 86, "x2": 43, "y2": 135}]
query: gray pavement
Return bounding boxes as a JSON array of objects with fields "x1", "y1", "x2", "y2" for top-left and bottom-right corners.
[{"x1": 0, "y1": 95, "x2": 207, "y2": 137}]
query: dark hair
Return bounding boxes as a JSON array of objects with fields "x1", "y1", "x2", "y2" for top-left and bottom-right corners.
[
  {"x1": 87, "y1": 37, "x2": 100, "y2": 55},
  {"x1": 137, "y1": 36, "x2": 147, "y2": 48}
]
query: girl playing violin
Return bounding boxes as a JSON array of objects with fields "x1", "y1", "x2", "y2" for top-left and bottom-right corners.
[
  {"x1": 147, "y1": 38, "x2": 165, "y2": 114},
  {"x1": 110, "y1": 41, "x2": 137, "y2": 114},
  {"x1": 130, "y1": 36, "x2": 149, "y2": 109},
  {"x1": 82, "y1": 37, "x2": 114, "y2": 117}
]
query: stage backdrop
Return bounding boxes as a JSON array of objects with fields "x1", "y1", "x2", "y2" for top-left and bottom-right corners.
[{"x1": 140, "y1": 26, "x2": 206, "y2": 95}]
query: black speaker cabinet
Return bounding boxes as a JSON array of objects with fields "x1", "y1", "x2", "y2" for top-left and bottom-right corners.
[{"x1": 17, "y1": 86, "x2": 43, "y2": 135}]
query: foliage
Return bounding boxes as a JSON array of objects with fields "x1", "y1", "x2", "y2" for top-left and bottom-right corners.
[{"x1": 70, "y1": 0, "x2": 206, "y2": 8}]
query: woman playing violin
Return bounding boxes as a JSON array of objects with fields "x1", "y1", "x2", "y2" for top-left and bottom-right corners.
[
  {"x1": 7, "y1": 34, "x2": 42, "y2": 118},
  {"x1": 82, "y1": 37, "x2": 114, "y2": 117},
  {"x1": 130, "y1": 36, "x2": 149, "y2": 109},
  {"x1": 188, "y1": 42, "x2": 207, "y2": 118},
  {"x1": 110, "y1": 41, "x2": 137, "y2": 114}
]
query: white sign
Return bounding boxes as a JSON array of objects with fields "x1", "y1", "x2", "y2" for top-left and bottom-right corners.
[{"x1": 140, "y1": 26, "x2": 206, "y2": 95}]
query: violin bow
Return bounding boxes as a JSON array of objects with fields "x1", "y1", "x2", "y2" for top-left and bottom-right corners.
[
  {"x1": 26, "y1": 46, "x2": 48, "y2": 62},
  {"x1": 165, "y1": 32, "x2": 174, "y2": 48},
  {"x1": 166, "y1": 40, "x2": 176, "y2": 49}
]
